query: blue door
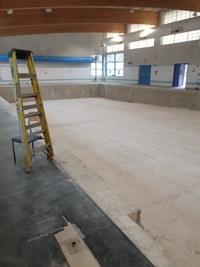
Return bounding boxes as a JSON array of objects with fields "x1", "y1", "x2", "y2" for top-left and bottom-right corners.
[
  {"x1": 172, "y1": 64, "x2": 181, "y2": 87},
  {"x1": 172, "y1": 63, "x2": 188, "y2": 88},
  {"x1": 139, "y1": 65, "x2": 151, "y2": 85}
]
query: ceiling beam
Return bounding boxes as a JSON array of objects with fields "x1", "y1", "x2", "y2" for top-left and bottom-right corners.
[
  {"x1": 0, "y1": 24, "x2": 126, "y2": 37},
  {"x1": 0, "y1": 9, "x2": 159, "y2": 28},
  {"x1": 0, "y1": 0, "x2": 200, "y2": 12}
]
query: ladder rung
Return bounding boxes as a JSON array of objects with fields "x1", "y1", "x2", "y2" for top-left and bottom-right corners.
[
  {"x1": 31, "y1": 143, "x2": 50, "y2": 156},
  {"x1": 28, "y1": 129, "x2": 45, "y2": 137},
  {"x1": 18, "y1": 73, "x2": 36, "y2": 79},
  {"x1": 22, "y1": 93, "x2": 37, "y2": 98},
  {"x1": 24, "y1": 112, "x2": 41, "y2": 118},
  {"x1": 23, "y1": 104, "x2": 42, "y2": 110},
  {"x1": 26, "y1": 121, "x2": 46, "y2": 130}
]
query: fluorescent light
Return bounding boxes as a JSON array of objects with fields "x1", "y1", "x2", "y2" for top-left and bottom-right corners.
[
  {"x1": 45, "y1": 8, "x2": 52, "y2": 13},
  {"x1": 7, "y1": 9, "x2": 13, "y2": 15},
  {"x1": 170, "y1": 27, "x2": 182, "y2": 34}
]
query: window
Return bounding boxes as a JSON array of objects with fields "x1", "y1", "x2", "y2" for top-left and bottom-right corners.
[
  {"x1": 162, "y1": 30, "x2": 200, "y2": 45},
  {"x1": 163, "y1": 10, "x2": 200, "y2": 24},
  {"x1": 129, "y1": 24, "x2": 155, "y2": 50},
  {"x1": 162, "y1": 10, "x2": 200, "y2": 45},
  {"x1": 106, "y1": 33, "x2": 124, "y2": 53},
  {"x1": 106, "y1": 53, "x2": 124, "y2": 76},
  {"x1": 91, "y1": 55, "x2": 103, "y2": 76}
]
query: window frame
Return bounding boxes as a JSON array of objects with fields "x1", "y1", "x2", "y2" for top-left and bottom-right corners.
[
  {"x1": 105, "y1": 52, "x2": 124, "y2": 77},
  {"x1": 91, "y1": 55, "x2": 103, "y2": 77}
]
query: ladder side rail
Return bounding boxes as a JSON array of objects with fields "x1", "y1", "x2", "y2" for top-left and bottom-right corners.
[
  {"x1": 27, "y1": 53, "x2": 54, "y2": 159},
  {"x1": 9, "y1": 51, "x2": 32, "y2": 170}
]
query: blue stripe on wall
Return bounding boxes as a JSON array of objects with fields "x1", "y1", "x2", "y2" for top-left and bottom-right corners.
[{"x1": 0, "y1": 54, "x2": 94, "y2": 63}]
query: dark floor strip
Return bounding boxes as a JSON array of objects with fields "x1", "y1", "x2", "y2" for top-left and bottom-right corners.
[{"x1": 0, "y1": 103, "x2": 154, "y2": 267}]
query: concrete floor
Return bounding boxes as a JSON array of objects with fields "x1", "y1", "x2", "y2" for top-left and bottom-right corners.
[
  {"x1": 0, "y1": 98, "x2": 155, "y2": 267},
  {"x1": 42, "y1": 98, "x2": 200, "y2": 267}
]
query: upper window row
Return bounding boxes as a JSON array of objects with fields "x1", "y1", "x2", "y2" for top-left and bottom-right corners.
[
  {"x1": 106, "y1": 10, "x2": 200, "y2": 52},
  {"x1": 163, "y1": 10, "x2": 200, "y2": 24}
]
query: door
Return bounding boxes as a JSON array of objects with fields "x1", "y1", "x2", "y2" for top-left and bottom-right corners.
[
  {"x1": 139, "y1": 65, "x2": 151, "y2": 85},
  {"x1": 172, "y1": 63, "x2": 188, "y2": 88}
]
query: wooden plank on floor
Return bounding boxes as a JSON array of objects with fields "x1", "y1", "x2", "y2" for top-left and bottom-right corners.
[{"x1": 55, "y1": 223, "x2": 101, "y2": 267}]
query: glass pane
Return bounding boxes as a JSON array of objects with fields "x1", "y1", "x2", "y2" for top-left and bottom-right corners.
[
  {"x1": 162, "y1": 35, "x2": 174, "y2": 45},
  {"x1": 116, "y1": 69, "x2": 123, "y2": 76},
  {"x1": 138, "y1": 40, "x2": 146, "y2": 48},
  {"x1": 91, "y1": 70, "x2": 95, "y2": 76},
  {"x1": 116, "y1": 53, "x2": 124, "y2": 61},
  {"x1": 146, "y1": 38, "x2": 155, "y2": 47},
  {"x1": 112, "y1": 46, "x2": 118, "y2": 52},
  {"x1": 116, "y1": 62, "x2": 123, "y2": 69},
  {"x1": 129, "y1": 42, "x2": 138, "y2": 49},
  {"x1": 107, "y1": 69, "x2": 115, "y2": 76},
  {"x1": 106, "y1": 44, "x2": 124, "y2": 53},
  {"x1": 118, "y1": 44, "x2": 124, "y2": 51},
  {"x1": 107, "y1": 63, "x2": 114, "y2": 69},
  {"x1": 97, "y1": 70, "x2": 102, "y2": 76},
  {"x1": 107, "y1": 54, "x2": 114, "y2": 62},
  {"x1": 91, "y1": 63, "x2": 95, "y2": 70},
  {"x1": 177, "y1": 10, "x2": 190, "y2": 21},
  {"x1": 187, "y1": 30, "x2": 200, "y2": 41},
  {"x1": 107, "y1": 47, "x2": 112, "y2": 53},
  {"x1": 97, "y1": 55, "x2": 102, "y2": 62},
  {"x1": 96, "y1": 63, "x2": 102, "y2": 69},
  {"x1": 174, "y1": 32, "x2": 187, "y2": 43}
]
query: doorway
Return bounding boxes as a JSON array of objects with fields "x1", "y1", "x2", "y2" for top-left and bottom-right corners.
[
  {"x1": 172, "y1": 63, "x2": 188, "y2": 89},
  {"x1": 139, "y1": 65, "x2": 151, "y2": 85}
]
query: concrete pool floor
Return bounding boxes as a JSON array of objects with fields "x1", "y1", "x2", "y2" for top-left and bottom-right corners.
[
  {"x1": 4, "y1": 96, "x2": 200, "y2": 266},
  {"x1": 43, "y1": 98, "x2": 200, "y2": 267},
  {"x1": 0, "y1": 100, "x2": 156, "y2": 267}
]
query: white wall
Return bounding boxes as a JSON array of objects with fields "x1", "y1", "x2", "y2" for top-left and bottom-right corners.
[
  {"x1": 0, "y1": 32, "x2": 104, "y2": 85},
  {"x1": 0, "y1": 33, "x2": 103, "y2": 56},
  {"x1": 151, "y1": 65, "x2": 174, "y2": 87},
  {"x1": 104, "y1": 39, "x2": 200, "y2": 88},
  {"x1": 0, "y1": 31, "x2": 200, "y2": 88},
  {"x1": 0, "y1": 62, "x2": 98, "y2": 85}
]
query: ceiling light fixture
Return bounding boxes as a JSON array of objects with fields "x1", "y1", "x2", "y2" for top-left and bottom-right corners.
[
  {"x1": 7, "y1": 9, "x2": 13, "y2": 15},
  {"x1": 45, "y1": 8, "x2": 52, "y2": 13}
]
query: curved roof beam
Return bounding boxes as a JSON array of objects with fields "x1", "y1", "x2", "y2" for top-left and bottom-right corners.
[
  {"x1": 0, "y1": 9, "x2": 159, "y2": 28},
  {"x1": 0, "y1": 0, "x2": 200, "y2": 12}
]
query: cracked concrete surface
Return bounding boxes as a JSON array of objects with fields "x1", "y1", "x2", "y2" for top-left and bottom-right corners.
[
  {"x1": 2, "y1": 96, "x2": 200, "y2": 267},
  {"x1": 41, "y1": 98, "x2": 200, "y2": 267}
]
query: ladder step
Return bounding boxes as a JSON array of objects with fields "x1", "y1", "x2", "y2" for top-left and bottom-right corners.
[
  {"x1": 28, "y1": 129, "x2": 45, "y2": 137},
  {"x1": 31, "y1": 143, "x2": 50, "y2": 156},
  {"x1": 9, "y1": 49, "x2": 32, "y2": 60},
  {"x1": 22, "y1": 93, "x2": 37, "y2": 98},
  {"x1": 23, "y1": 104, "x2": 42, "y2": 110},
  {"x1": 24, "y1": 112, "x2": 41, "y2": 118},
  {"x1": 26, "y1": 121, "x2": 46, "y2": 130},
  {"x1": 18, "y1": 73, "x2": 36, "y2": 79}
]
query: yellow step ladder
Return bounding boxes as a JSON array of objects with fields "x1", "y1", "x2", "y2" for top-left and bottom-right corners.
[{"x1": 8, "y1": 48, "x2": 54, "y2": 172}]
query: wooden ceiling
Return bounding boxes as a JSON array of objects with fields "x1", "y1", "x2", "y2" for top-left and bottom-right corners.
[{"x1": 0, "y1": 0, "x2": 200, "y2": 37}]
